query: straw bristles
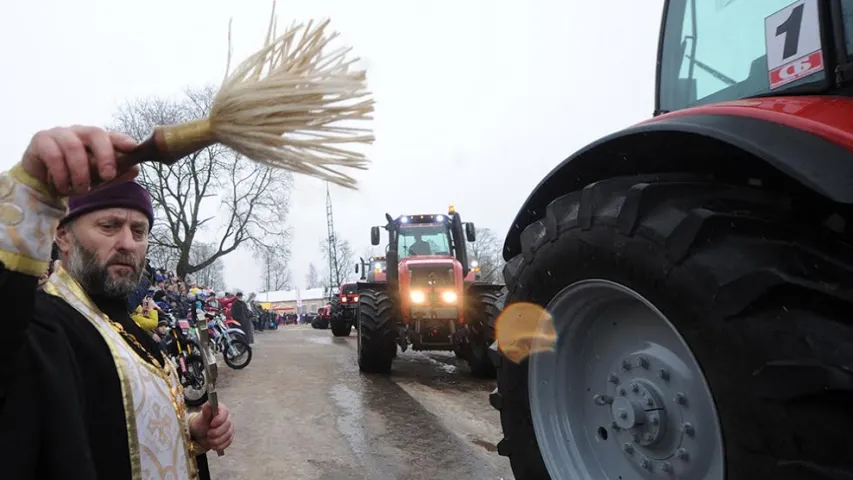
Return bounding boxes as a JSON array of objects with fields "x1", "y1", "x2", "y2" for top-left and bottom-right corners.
[{"x1": 209, "y1": 4, "x2": 374, "y2": 190}]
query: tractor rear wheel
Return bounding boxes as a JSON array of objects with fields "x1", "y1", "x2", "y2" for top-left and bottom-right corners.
[
  {"x1": 357, "y1": 288, "x2": 397, "y2": 374},
  {"x1": 491, "y1": 175, "x2": 853, "y2": 480},
  {"x1": 463, "y1": 290, "x2": 503, "y2": 378}
]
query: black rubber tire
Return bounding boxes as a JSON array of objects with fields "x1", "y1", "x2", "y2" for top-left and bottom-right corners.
[
  {"x1": 182, "y1": 353, "x2": 209, "y2": 408},
  {"x1": 223, "y1": 338, "x2": 253, "y2": 370},
  {"x1": 463, "y1": 290, "x2": 503, "y2": 378},
  {"x1": 331, "y1": 320, "x2": 352, "y2": 337},
  {"x1": 357, "y1": 288, "x2": 397, "y2": 374},
  {"x1": 311, "y1": 317, "x2": 329, "y2": 329},
  {"x1": 491, "y1": 174, "x2": 853, "y2": 480},
  {"x1": 330, "y1": 296, "x2": 352, "y2": 337}
]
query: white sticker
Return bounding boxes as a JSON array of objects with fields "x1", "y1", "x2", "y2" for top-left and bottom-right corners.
[{"x1": 765, "y1": 0, "x2": 824, "y2": 89}]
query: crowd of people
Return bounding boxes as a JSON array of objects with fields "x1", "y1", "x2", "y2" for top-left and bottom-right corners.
[{"x1": 122, "y1": 260, "x2": 287, "y2": 345}]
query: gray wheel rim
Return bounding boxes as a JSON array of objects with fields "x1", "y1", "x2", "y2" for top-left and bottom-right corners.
[{"x1": 528, "y1": 279, "x2": 724, "y2": 480}]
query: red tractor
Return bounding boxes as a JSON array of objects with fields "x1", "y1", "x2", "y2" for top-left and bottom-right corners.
[
  {"x1": 355, "y1": 255, "x2": 387, "y2": 283},
  {"x1": 489, "y1": 1, "x2": 853, "y2": 479},
  {"x1": 355, "y1": 207, "x2": 505, "y2": 377},
  {"x1": 329, "y1": 283, "x2": 359, "y2": 337}
]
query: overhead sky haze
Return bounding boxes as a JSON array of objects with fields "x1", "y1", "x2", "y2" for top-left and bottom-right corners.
[{"x1": 0, "y1": 0, "x2": 664, "y2": 292}]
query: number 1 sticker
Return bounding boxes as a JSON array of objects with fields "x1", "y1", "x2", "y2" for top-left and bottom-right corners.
[{"x1": 765, "y1": 0, "x2": 823, "y2": 89}]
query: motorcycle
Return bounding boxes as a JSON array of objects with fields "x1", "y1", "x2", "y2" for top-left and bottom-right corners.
[
  {"x1": 160, "y1": 312, "x2": 208, "y2": 407},
  {"x1": 190, "y1": 311, "x2": 253, "y2": 370}
]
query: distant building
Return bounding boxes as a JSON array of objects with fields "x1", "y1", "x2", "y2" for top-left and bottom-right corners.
[{"x1": 255, "y1": 288, "x2": 329, "y2": 314}]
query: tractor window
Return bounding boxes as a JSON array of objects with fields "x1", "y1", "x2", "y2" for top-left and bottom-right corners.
[
  {"x1": 397, "y1": 225, "x2": 451, "y2": 259},
  {"x1": 342, "y1": 284, "x2": 357, "y2": 294},
  {"x1": 659, "y1": 0, "x2": 827, "y2": 113}
]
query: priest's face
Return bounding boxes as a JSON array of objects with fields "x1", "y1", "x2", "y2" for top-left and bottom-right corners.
[{"x1": 58, "y1": 207, "x2": 150, "y2": 298}]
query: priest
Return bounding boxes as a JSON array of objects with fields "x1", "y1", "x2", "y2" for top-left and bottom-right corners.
[{"x1": 0, "y1": 125, "x2": 235, "y2": 479}]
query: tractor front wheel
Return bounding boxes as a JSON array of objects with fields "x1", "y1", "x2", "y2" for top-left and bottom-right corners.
[
  {"x1": 357, "y1": 288, "x2": 397, "y2": 374},
  {"x1": 491, "y1": 175, "x2": 853, "y2": 480},
  {"x1": 330, "y1": 296, "x2": 352, "y2": 337},
  {"x1": 463, "y1": 290, "x2": 503, "y2": 378}
]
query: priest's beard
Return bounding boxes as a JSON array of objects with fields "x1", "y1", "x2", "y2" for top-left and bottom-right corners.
[{"x1": 66, "y1": 236, "x2": 144, "y2": 298}]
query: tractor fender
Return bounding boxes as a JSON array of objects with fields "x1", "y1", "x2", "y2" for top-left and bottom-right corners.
[{"x1": 503, "y1": 97, "x2": 853, "y2": 260}]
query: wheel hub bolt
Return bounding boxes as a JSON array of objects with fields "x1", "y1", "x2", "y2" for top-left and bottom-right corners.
[
  {"x1": 618, "y1": 387, "x2": 626, "y2": 395},
  {"x1": 622, "y1": 359, "x2": 632, "y2": 370},
  {"x1": 631, "y1": 383, "x2": 640, "y2": 393},
  {"x1": 608, "y1": 373, "x2": 620, "y2": 384},
  {"x1": 658, "y1": 369, "x2": 670, "y2": 381},
  {"x1": 676, "y1": 448, "x2": 690, "y2": 461},
  {"x1": 623, "y1": 443, "x2": 634, "y2": 454},
  {"x1": 619, "y1": 410, "x2": 628, "y2": 419},
  {"x1": 681, "y1": 422, "x2": 695, "y2": 436},
  {"x1": 649, "y1": 414, "x2": 659, "y2": 425},
  {"x1": 661, "y1": 462, "x2": 673, "y2": 472},
  {"x1": 643, "y1": 433, "x2": 653, "y2": 442},
  {"x1": 645, "y1": 397, "x2": 654, "y2": 407},
  {"x1": 674, "y1": 392, "x2": 687, "y2": 405},
  {"x1": 640, "y1": 459, "x2": 651, "y2": 469},
  {"x1": 637, "y1": 356, "x2": 649, "y2": 368},
  {"x1": 594, "y1": 394, "x2": 613, "y2": 406}
]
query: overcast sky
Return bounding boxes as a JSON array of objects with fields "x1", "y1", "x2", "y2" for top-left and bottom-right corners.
[{"x1": 0, "y1": 0, "x2": 663, "y2": 293}]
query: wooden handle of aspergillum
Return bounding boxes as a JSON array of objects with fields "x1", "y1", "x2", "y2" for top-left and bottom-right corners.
[{"x1": 92, "y1": 120, "x2": 216, "y2": 187}]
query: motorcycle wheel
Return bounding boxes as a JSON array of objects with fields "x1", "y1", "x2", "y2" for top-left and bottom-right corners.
[
  {"x1": 224, "y1": 338, "x2": 253, "y2": 370},
  {"x1": 182, "y1": 353, "x2": 209, "y2": 407}
]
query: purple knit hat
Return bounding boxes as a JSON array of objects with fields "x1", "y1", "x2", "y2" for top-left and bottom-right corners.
[{"x1": 60, "y1": 181, "x2": 155, "y2": 229}]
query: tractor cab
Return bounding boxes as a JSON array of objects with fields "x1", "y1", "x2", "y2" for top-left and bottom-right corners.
[
  {"x1": 370, "y1": 205, "x2": 476, "y2": 286},
  {"x1": 658, "y1": 0, "x2": 853, "y2": 116},
  {"x1": 356, "y1": 256, "x2": 387, "y2": 282}
]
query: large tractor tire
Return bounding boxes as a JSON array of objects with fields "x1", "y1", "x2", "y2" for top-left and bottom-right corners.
[
  {"x1": 462, "y1": 289, "x2": 503, "y2": 378},
  {"x1": 490, "y1": 174, "x2": 853, "y2": 480},
  {"x1": 357, "y1": 288, "x2": 398, "y2": 374},
  {"x1": 329, "y1": 296, "x2": 352, "y2": 337}
]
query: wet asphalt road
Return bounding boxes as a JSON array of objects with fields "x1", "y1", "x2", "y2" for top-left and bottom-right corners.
[{"x1": 207, "y1": 325, "x2": 514, "y2": 480}]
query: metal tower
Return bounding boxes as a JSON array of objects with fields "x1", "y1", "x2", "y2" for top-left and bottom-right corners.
[{"x1": 325, "y1": 182, "x2": 341, "y2": 301}]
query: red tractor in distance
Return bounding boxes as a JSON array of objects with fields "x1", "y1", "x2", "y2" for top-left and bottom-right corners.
[
  {"x1": 329, "y1": 283, "x2": 358, "y2": 337},
  {"x1": 355, "y1": 206, "x2": 505, "y2": 377},
  {"x1": 489, "y1": 1, "x2": 853, "y2": 479},
  {"x1": 355, "y1": 256, "x2": 387, "y2": 283}
]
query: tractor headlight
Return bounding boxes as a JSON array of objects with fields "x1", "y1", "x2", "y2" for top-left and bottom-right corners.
[
  {"x1": 353, "y1": 295, "x2": 359, "y2": 302},
  {"x1": 410, "y1": 290, "x2": 426, "y2": 304},
  {"x1": 441, "y1": 291, "x2": 458, "y2": 304}
]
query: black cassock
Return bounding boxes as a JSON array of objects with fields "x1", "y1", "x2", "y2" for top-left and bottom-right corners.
[{"x1": 0, "y1": 266, "x2": 211, "y2": 479}]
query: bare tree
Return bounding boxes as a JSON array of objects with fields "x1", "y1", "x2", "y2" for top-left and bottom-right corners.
[
  {"x1": 320, "y1": 233, "x2": 355, "y2": 288},
  {"x1": 305, "y1": 262, "x2": 323, "y2": 289},
  {"x1": 147, "y1": 245, "x2": 177, "y2": 271},
  {"x1": 111, "y1": 87, "x2": 293, "y2": 279},
  {"x1": 187, "y1": 242, "x2": 225, "y2": 290},
  {"x1": 258, "y1": 242, "x2": 293, "y2": 291},
  {"x1": 469, "y1": 227, "x2": 505, "y2": 284}
]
